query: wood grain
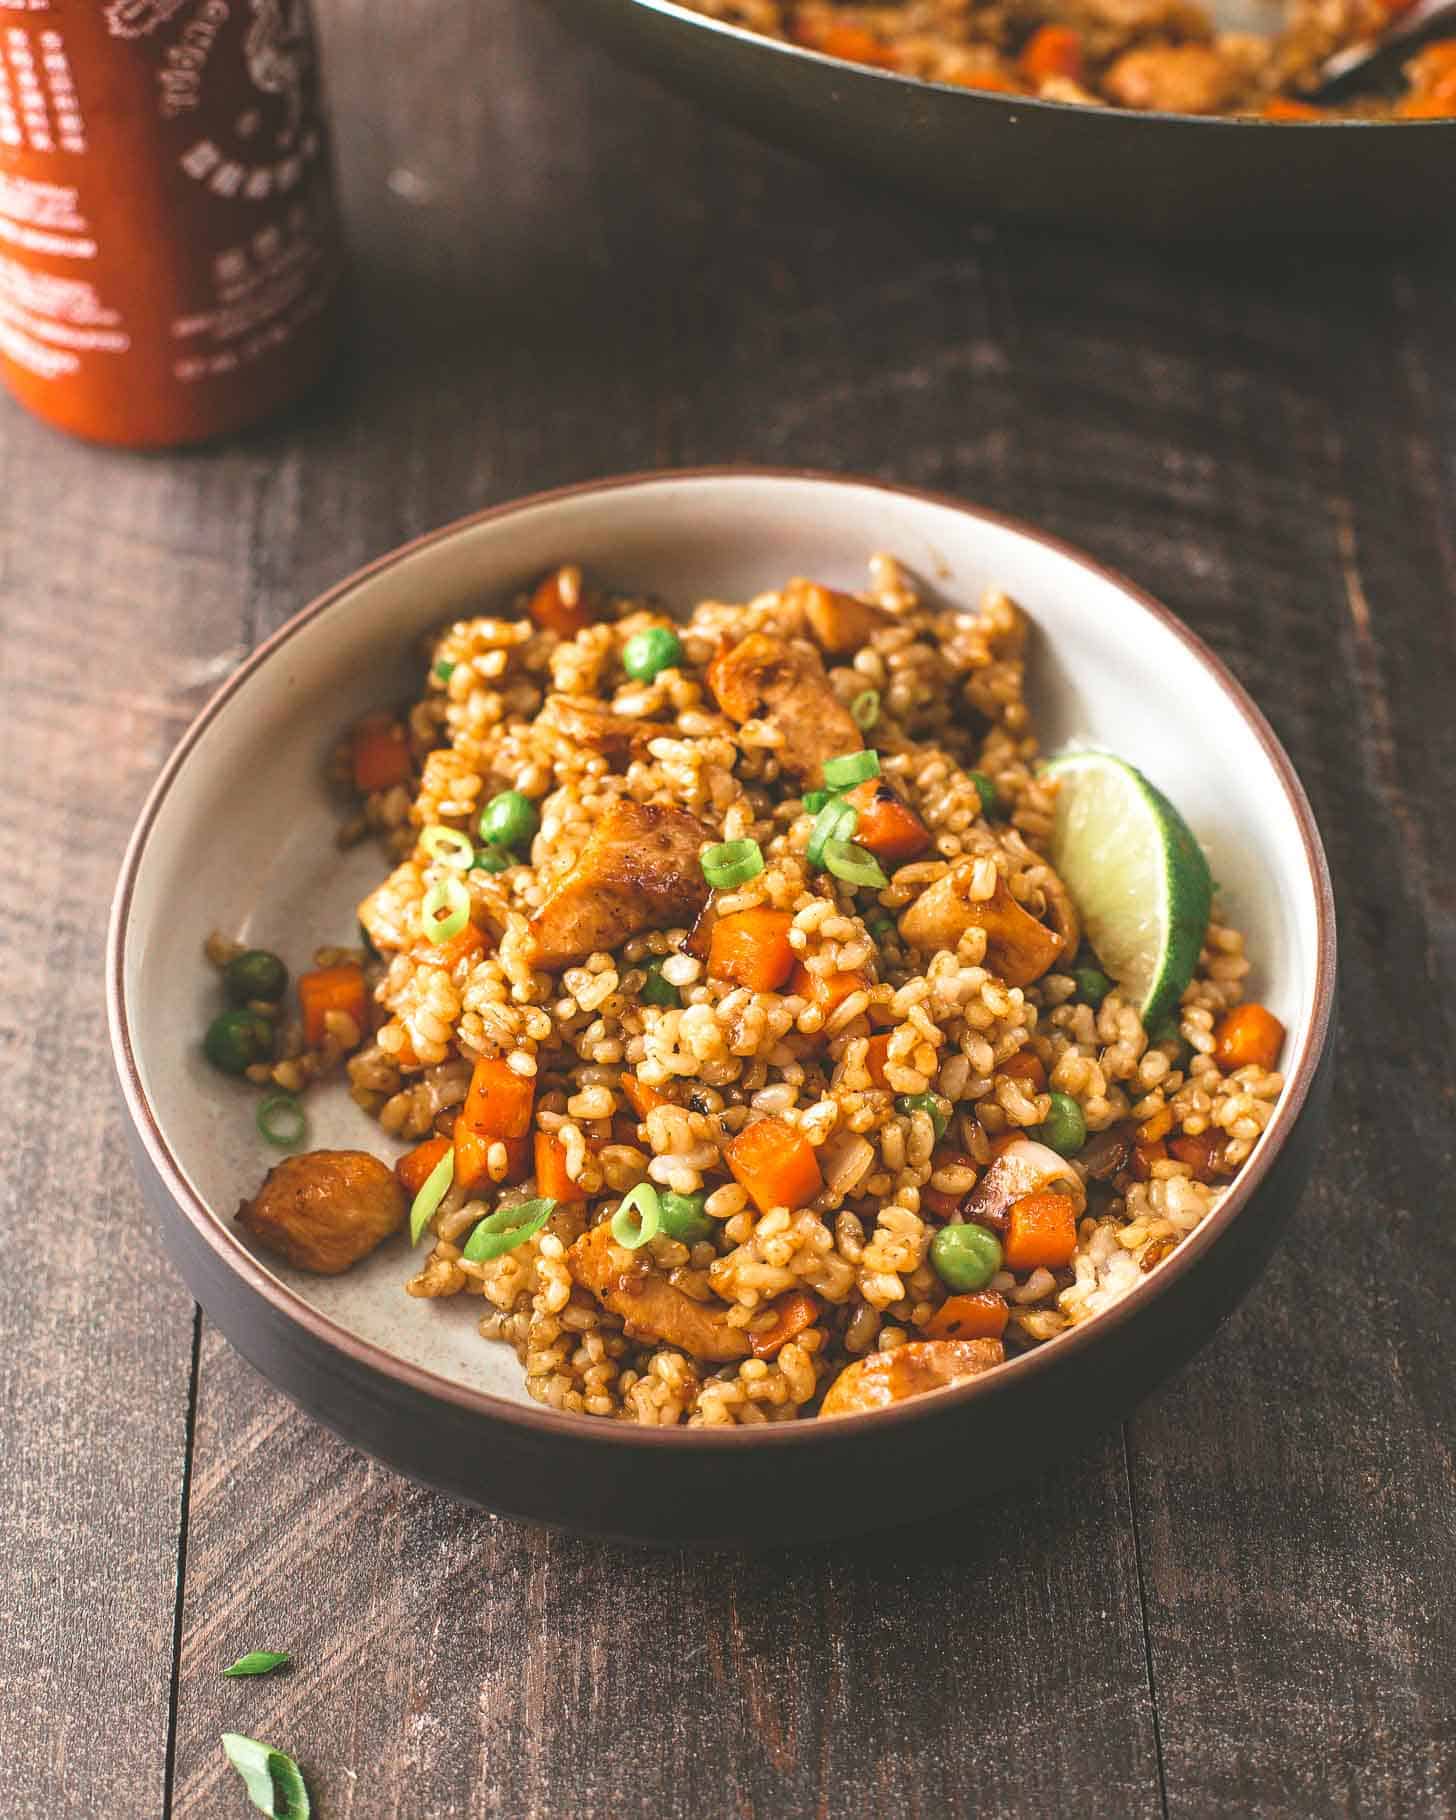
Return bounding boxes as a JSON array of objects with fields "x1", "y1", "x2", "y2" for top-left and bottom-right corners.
[{"x1": 3, "y1": 0, "x2": 1455, "y2": 1812}]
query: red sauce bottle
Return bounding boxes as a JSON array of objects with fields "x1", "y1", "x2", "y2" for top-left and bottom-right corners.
[{"x1": 0, "y1": 0, "x2": 344, "y2": 447}]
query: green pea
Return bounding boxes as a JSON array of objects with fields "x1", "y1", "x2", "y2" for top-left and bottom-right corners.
[
  {"x1": 223, "y1": 948, "x2": 288, "y2": 1006},
  {"x1": 479, "y1": 790, "x2": 537, "y2": 849},
  {"x1": 1073, "y1": 965, "x2": 1112, "y2": 1009},
  {"x1": 658, "y1": 1191, "x2": 711, "y2": 1244},
  {"x1": 930, "y1": 1222, "x2": 1003, "y2": 1292},
  {"x1": 471, "y1": 846, "x2": 513, "y2": 874},
  {"x1": 622, "y1": 626, "x2": 683, "y2": 683},
  {"x1": 204, "y1": 1008, "x2": 274, "y2": 1076},
  {"x1": 967, "y1": 771, "x2": 1002, "y2": 821},
  {"x1": 433, "y1": 658, "x2": 456, "y2": 682},
  {"x1": 640, "y1": 958, "x2": 679, "y2": 1007},
  {"x1": 895, "y1": 1092, "x2": 948, "y2": 1143},
  {"x1": 1037, "y1": 1090, "x2": 1088, "y2": 1156},
  {"x1": 866, "y1": 912, "x2": 896, "y2": 944}
]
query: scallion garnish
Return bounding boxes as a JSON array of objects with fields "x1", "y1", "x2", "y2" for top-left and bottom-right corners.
[
  {"x1": 822, "y1": 749, "x2": 879, "y2": 790},
  {"x1": 256, "y1": 1094, "x2": 306, "y2": 1149},
  {"x1": 461, "y1": 1196, "x2": 556, "y2": 1262},
  {"x1": 433, "y1": 658, "x2": 456, "y2": 682},
  {"x1": 700, "y1": 839, "x2": 764, "y2": 889},
  {"x1": 420, "y1": 873, "x2": 470, "y2": 944},
  {"x1": 807, "y1": 796, "x2": 858, "y2": 869},
  {"x1": 850, "y1": 689, "x2": 881, "y2": 731},
  {"x1": 420, "y1": 824, "x2": 475, "y2": 869},
  {"x1": 610, "y1": 1181, "x2": 662, "y2": 1249},
  {"x1": 802, "y1": 789, "x2": 834, "y2": 815},
  {"x1": 223, "y1": 1651, "x2": 290, "y2": 1678},
  {"x1": 640, "y1": 958, "x2": 679, "y2": 1007},
  {"x1": 221, "y1": 1733, "x2": 311, "y2": 1819},
  {"x1": 409, "y1": 1144, "x2": 455, "y2": 1244},
  {"x1": 823, "y1": 838, "x2": 889, "y2": 889}
]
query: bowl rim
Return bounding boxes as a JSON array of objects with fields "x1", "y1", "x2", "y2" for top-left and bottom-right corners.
[
  {"x1": 612, "y1": 0, "x2": 1454, "y2": 129},
  {"x1": 106, "y1": 465, "x2": 1337, "y2": 1452}
]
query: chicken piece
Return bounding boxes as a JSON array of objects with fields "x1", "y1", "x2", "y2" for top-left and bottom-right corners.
[
  {"x1": 527, "y1": 799, "x2": 710, "y2": 971},
  {"x1": 539, "y1": 694, "x2": 664, "y2": 766},
  {"x1": 1103, "y1": 42, "x2": 1236, "y2": 112},
  {"x1": 788, "y1": 579, "x2": 893, "y2": 656},
  {"x1": 706, "y1": 632, "x2": 862, "y2": 786},
  {"x1": 897, "y1": 867, "x2": 1065, "y2": 985},
  {"x1": 568, "y1": 1220, "x2": 750, "y2": 1362},
  {"x1": 959, "y1": 1136, "x2": 1086, "y2": 1234},
  {"x1": 235, "y1": 1150, "x2": 406, "y2": 1275},
  {"x1": 818, "y1": 1338, "x2": 1005, "y2": 1418}
]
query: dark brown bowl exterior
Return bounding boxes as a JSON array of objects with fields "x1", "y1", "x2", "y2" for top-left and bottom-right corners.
[
  {"x1": 556, "y1": 0, "x2": 1455, "y2": 238},
  {"x1": 121, "y1": 1035, "x2": 1331, "y2": 1545}
]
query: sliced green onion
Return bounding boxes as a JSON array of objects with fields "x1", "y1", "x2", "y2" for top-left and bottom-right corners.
[
  {"x1": 221, "y1": 1733, "x2": 311, "y2": 1819},
  {"x1": 808, "y1": 796, "x2": 858, "y2": 868},
  {"x1": 823, "y1": 838, "x2": 888, "y2": 890},
  {"x1": 256, "y1": 1094, "x2": 306, "y2": 1149},
  {"x1": 223, "y1": 1651, "x2": 290, "y2": 1679},
  {"x1": 409, "y1": 1144, "x2": 455, "y2": 1244},
  {"x1": 802, "y1": 789, "x2": 835, "y2": 815},
  {"x1": 967, "y1": 770, "x2": 1002, "y2": 821},
  {"x1": 640, "y1": 958, "x2": 679, "y2": 1007},
  {"x1": 701, "y1": 839, "x2": 764, "y2": 889},
  {"x1": 610, "y1": 1181, "x2": 662, "y2": 1249},
  {"x1": 850, "y1": 689, "x2": 881, "y2": 731},
  {"x1": 420, "y1": 824, "x2": 475, "y2": 869},
  {"x1": 420, "y1": 873, "x2": 470, "y2": 944},
  {"x1": 822, "y1": 749, "x2": 880, "y2": 790},
  {"x1": 471, "y1": 846, "x2": 513, "y2": 874},
  {"x1": 461, "y1": 1196, "x2": 556, "y2": 1262},
  {"x1": 433, "y1": 658, "x2": 456, "y2": 682}
]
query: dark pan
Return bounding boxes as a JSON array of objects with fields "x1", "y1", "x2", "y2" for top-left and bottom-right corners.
[{"x1": 549, "y1": 0, "x2": 1455, "y2": 237}]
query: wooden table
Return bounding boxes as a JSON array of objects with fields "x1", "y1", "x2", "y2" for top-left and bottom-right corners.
[{"x1": 5, "y1": 2, "x2": 1455, "y2": 1814}]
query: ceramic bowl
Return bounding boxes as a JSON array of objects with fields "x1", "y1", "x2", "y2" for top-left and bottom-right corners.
[
  {"x1": 548, "y1": 0, "x2": 1454, "y2": 238},
  {"x1": 107, "y1": 469, "x2": 1336, "y2": 1545}
]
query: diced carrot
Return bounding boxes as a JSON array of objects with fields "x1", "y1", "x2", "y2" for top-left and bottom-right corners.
[
  {"x1": 527, "y1": 564, "x2": 599, "y2": 638},
  {"x1": 946, "y1": 67, "x2": 1021, "y2": 93},
  {"x1": 708, "y1": 907, "x2": 797, "y2": 992},
  {"x1": 1130, "y1": 1139, "x2": 1166, "y2": 1181},
  {"x1": 1021, "y1": 23, "x2": 1083, "y2": 83},
  {"x1": 1396, "y1": 90, "x2": 1456, "y2": 116},
  {"x1": 863, "y1": 1031, "x2": 893, "y2": 1088},
  {"x1": 749, "y1": 1289, "x2": 822, "y2": 1359},
  {"x1": 1408, "y1": 39, "x2": 1456, "y2": 84},
  {"x1": 998, "y1": 1049, "x2": 1047, "y2": 1091},
  {"x1": 1212, "y1": 1002, "x2": 1286, "y2": 1072},
  {"x1": 297, "y1": 964, "x2": 367, "y2": 1048},
  {"x1": 534, "y1": 1129, "x2": 580, "y2": 1202},
  {"x1": 790, "y1": 962, "x2": 867, "y2": 1018},
  {"x1": 413, "y1": 921, "x2": 488, "y2": 972},
  {"x1": 1003, "y1": 1191, "x2": 1078, "y2": 1271},
  {"x1": 843, "y1": 779, "x2": 931, "y2": 866},
  {"x1": 725, "y1": 1116, "x2": 823, "y2": 1215},
  {"x1": 1137, "y1": 1105, "x2": 1175, "y2": 1143},
  {"x1": 395, "y1": 1134, "x2": 451, "y2": 1199},
  {"x1": 1262, "y1": 96, "x2": 1324, "y2": 119},
  {"x1": 455, "y1": 1057, "x2": 536, "y2": 1192},
  {"x1": 350, "y1": 714, "x2": 412, "y2": 795},
  {"x1": 925, "y1": 1290, "x2": 1009, "y2": 1341},
  {"x1": 620, "y1": 1074, "x2": 669, "y2": 1119},
  {"x1": 790, "y1": 18, "x2": 899, "y2": 67},
  {"x1": 1170, "y1": 1131, "x2": 1223, "y2": 1182}
]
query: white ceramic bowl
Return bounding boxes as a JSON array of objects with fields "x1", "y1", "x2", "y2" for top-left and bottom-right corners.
[{"x1": 108, "y1": 470, "x2": 1336, "y2": 1543}]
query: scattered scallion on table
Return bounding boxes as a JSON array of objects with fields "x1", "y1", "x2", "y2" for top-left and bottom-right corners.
[
  {"x1": 220, "y1": 1733, "x2": 311, "y2": 1820},
  {"x1": 223, "y1": 1651, "x2": 290, "y2": 1679}
]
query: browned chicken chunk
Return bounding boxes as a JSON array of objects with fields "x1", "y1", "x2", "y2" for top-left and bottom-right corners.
[
  {"x1": 568, "y1": 1220, "x2": 751, "y2": 1362},
  {"x1": 706, "y1": 632, "x2": 862, "y2": 786},
  {"x1": 527, "y1": 799, "x2": 711, "y2": 971},
  {"x1": 788, "y1": 579, "x2": 893, "y2": 656},
  {"x1": 236, "y1": 1150, "x2": 406, "y2": 1275},
  {"x1": 818, "y1": 1338, "x2": 1005, "y2": 1417},
  {"x1": 897, "y1": 867, "x2": 1065, "y2": 985},
  {"x1": 1103, "y1": 42, "x2": 1236, "y2": 113},
  {"x1": 539, "y1": 694, "x2": 664, "y2": 767}
]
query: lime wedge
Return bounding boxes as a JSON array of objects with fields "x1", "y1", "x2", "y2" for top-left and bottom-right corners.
[{"x1": 1042, "y1": 751, "x2": 1213, "y2": 1028}]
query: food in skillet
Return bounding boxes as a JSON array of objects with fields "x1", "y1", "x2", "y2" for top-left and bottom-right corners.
[
  {"x1": 209, "y1": 555, "x2": 1285, "y2": 1424},
  {"x1": 680, "y1": 0, "x2": 1456, "y2": 118}
]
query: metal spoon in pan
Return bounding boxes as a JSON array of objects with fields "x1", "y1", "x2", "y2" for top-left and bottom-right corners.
[{"x1": 1204, "y1": 0, "x2": 1455, "y2": 99}]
